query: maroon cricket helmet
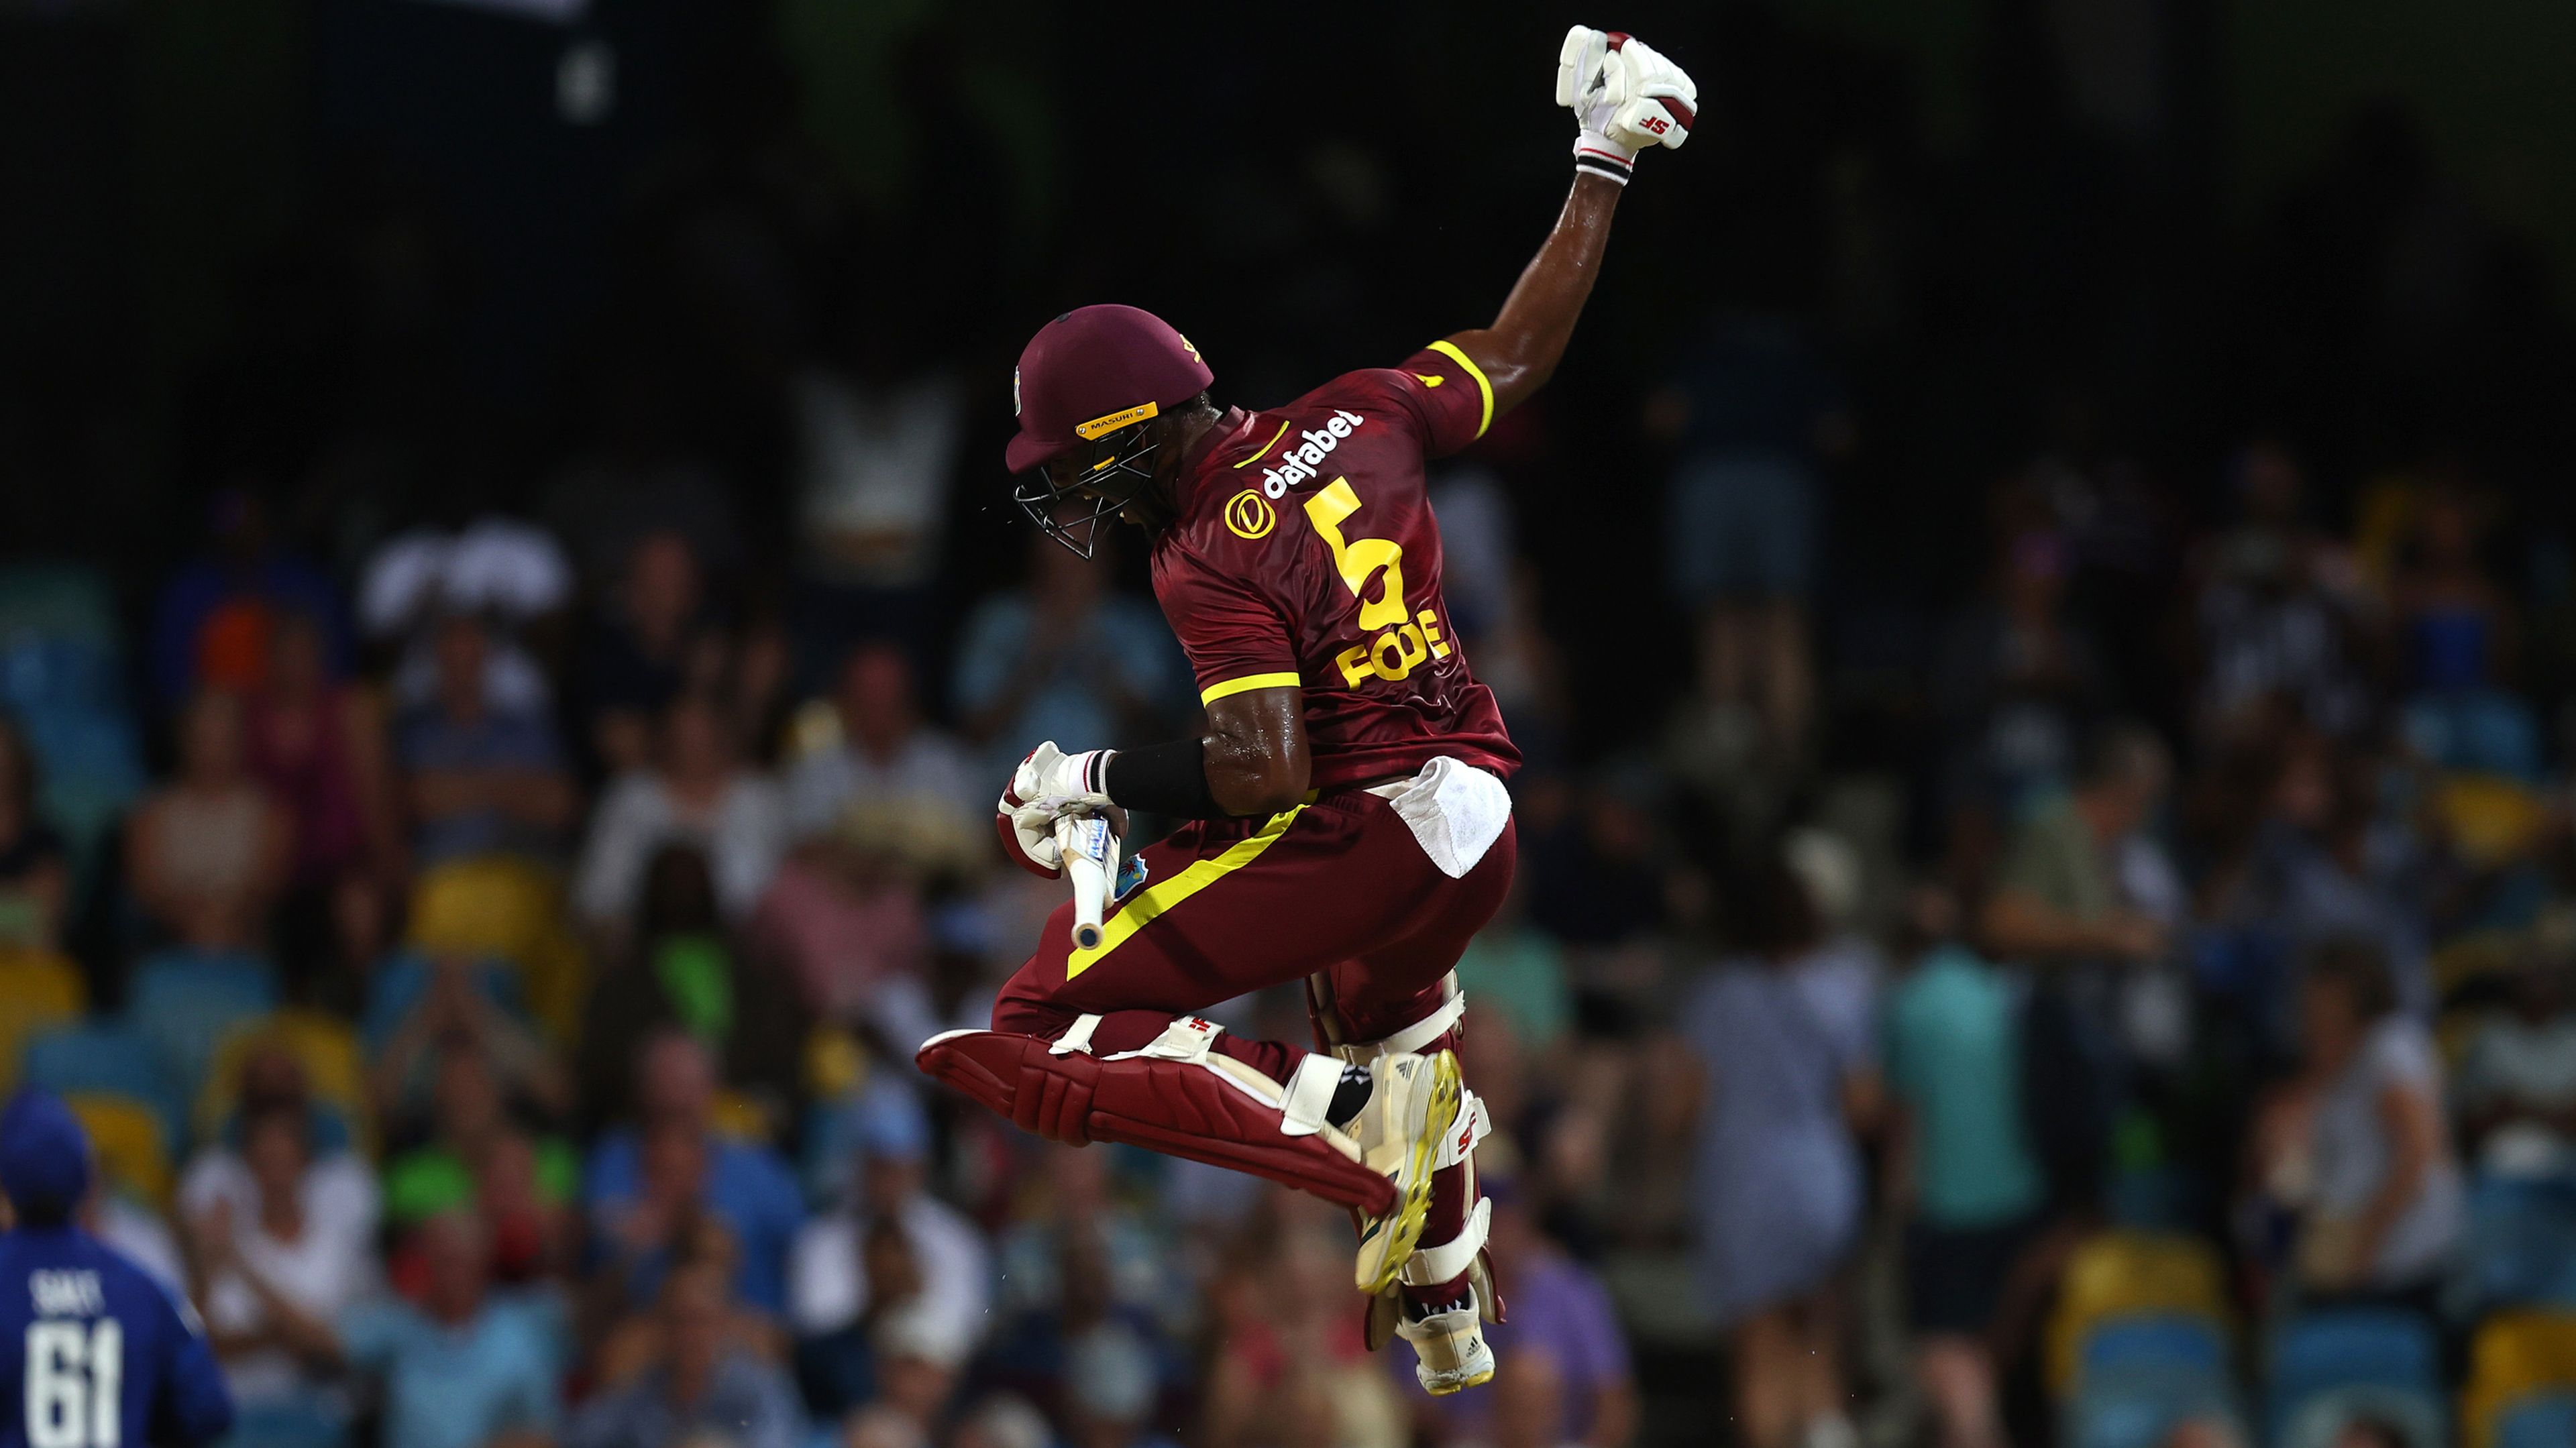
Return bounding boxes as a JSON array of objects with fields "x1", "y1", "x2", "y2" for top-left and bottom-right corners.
[{"x1": 1004, "y1": 304, "x2": 1214, "y2": 474}]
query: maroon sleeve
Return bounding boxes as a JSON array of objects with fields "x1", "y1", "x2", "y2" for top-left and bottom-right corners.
[
  {"x1": 1366, "y1": 342, "x2": 1495, "y2": 459},
  {"x1": 1157, "y1": 544, "x2": 1302, "y2": 706}
]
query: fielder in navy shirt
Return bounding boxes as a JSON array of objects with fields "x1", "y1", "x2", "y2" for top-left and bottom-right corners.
[{"x1": 0, "y1": 1089, "x2": 233, "y2": 1448}]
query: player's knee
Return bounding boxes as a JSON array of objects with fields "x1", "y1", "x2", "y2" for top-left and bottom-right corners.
[{"x1": 989, "y1": 994, "x2": 1069, "y2": 1038}]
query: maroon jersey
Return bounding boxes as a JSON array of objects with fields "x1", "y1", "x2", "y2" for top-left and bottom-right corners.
[{"x1": 1152, "y1": 342, "x2": 1519, "y2": 790}]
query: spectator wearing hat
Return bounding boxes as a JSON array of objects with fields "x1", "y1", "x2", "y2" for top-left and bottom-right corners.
[{"x1": 747, "y1": 802, "x2": 941, "y2": 1030}]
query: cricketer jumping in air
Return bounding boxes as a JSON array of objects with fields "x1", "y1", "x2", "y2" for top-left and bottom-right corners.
[{"x1": 918, "y1": 23, "x2": 1696, "y2": 1394}]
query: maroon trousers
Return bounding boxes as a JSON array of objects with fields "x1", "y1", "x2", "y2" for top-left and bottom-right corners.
[{"x1": 993, "y1": 789, "x2": 1516, "y2": 1080}]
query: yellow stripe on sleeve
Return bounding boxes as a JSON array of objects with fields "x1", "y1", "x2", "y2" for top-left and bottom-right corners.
[
  {"x1": 1198, "y1": 671, "x2": 1301, "y2": 705},
  {"x1": 1065, "y1": 803, "x2": 1305, "y2": 979},
  {"x1": 1231, "y1": 419, "x2": 1294, "y2": 468},
  {"x1": 1425, "y1": 339, "x2": 1495, "y2": 439}
]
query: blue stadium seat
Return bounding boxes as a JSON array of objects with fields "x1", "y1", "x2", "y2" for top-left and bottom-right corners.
[
  {"x1": 13, "y1": 698, "x2": 145, "y2": 859},
  {"x1": 2063, "y1": 1364, "x2": 2239, "y2": 1448},
  {"x1": 2277, "y1": 1385, "x2": 2446, "y2": 1448},
  {"x1": 218, "y1": 1399, "x2": 350, "y2": 1448},
  {"x1": 20, "y1": 1022, "x2": 186, "y2": 1150},
  {"x1": 2456, "y1": 1175, "x2": 2576, "y2": 1313},
  {"x1": 0, "y1": 565, "x2": 121, "y2": 653},
  {"x1": 2081, "y1": 1315, "x2": 2230, "y2": 1383},
  {"x1": 2269, "y1": 1308, "x2": 2443, "y2": 1429},
  {"x1": 0, "y1": 635, "x2": 121, "y2": 716},
  {"x1": 2496, "y1": 1394, "x2": 2576, "y2": 1448},
  {"x1": 127, "y1": 952, "x2": 280, "y2": 1101}
]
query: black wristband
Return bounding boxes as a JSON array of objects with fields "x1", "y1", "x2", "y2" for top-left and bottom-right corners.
[{"x1": 1104, "y1": 738, "x2": 1221, "y2": 819}]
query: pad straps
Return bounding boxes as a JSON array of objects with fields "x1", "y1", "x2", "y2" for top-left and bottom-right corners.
[{"x1": 1328, "y1": 972, "x2": 1467, "y2": 1064}]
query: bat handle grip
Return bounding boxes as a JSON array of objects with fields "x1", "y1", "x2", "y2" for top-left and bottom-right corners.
[{"x1": 1057, "y1": 815, "x2": 1112, "y2": 951}]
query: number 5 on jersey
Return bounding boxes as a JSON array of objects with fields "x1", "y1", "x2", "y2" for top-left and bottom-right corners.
[
  {"x1": 25, "y1": 1319, "x2": 122, "y2": 1448},
  {"x1": 1303, "y1": 478, "x2": 1452, "y2": 687}
]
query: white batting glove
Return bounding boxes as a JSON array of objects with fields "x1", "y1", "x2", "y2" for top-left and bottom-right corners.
[
  {"x1": 995, "y1": 741, "x2": 1116, "y2": 878},
  {"x1": 1557, "y1": 26, "x2": 1698, "y2": 185}
]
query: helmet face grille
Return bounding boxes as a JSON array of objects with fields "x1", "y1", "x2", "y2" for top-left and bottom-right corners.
[{"x1": 1014, "y1": 425, "x2": 1160, "y2": 559}]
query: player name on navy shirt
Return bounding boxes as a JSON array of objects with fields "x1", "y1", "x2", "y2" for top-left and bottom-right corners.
[{"x1": 2, "y1": 1227, "x2": 233, "y2": 1448}]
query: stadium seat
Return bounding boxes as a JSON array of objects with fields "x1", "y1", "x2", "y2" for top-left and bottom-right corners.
[
  {"x1": 2462, "y1": 1312, "x2": 2576, "y2": 1448},
  {"x1": 12, "y1": 698, "x2": 146, "y2": 862},
  {"x1": 0, "y1": 565, "x2": 121, "y2": 652},
  {"x1": 2062, "y1": 1364, "x2": 2240, "y2": 1448},
  {"x1": 196, "y1": 1010, "x2": 373, "y2": 1158},
  {"x1": 2081, "y1": 1315, "x2": 2229, "y2": 1383},
  {"x1": 63, "y1": 1092, "x2": 174, "y2": 1207},
  {"x1": 2455, "y1": 1175, "x2": 2576, "y2": 1314},
  {"x1": 2493, "y1": 1394, "x2": 2576, "y2": 1448},
  {"x1": 217, "y1": 1399, "x2": 350, "y2": 1448},
  {"x1": 2269, "y1": 1310, "x2": 2446, "y2": 1448},
  {"x1": 2271, "y1": 1307, "x2": 2443, "y2": 1404},
  {"x1": 127, "y1": 950, "x2": 280, "y2": 1101},
  {"x1": 2279, "y1": 1386, "x2": 2447, "y2": 1448},
  {"x1": 21, "y1": 1022, "x2": 184, "y2": 1149},
  {"x1": 0, "y1": 949, "x2": 87, "y2": 1093},
  {"x1": 2047, "y1": 1231, "x2": 2233, "y2": 1394},
  {"x1": 405, "y1": 855, "x2": 586, "y2": 1044}
]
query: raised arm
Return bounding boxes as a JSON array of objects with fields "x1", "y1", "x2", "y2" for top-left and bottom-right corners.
[
  {"x1": 1446, "y1": 25, "x2": 1697, "y2": 420},
  {"x1": 1444, "y1": 176, "x2": 1623, "y2": 420}
]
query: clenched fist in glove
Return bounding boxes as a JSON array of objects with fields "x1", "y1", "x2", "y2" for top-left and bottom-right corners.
[
  {"x1": 1558, "y1": 25, "x2": 1697, "y2": 185},
  {"x1": 996, "y1": 741, "x2": 1119, "y2": 877}
]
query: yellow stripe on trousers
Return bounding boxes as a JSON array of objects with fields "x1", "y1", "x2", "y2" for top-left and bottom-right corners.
[{"x1": 1064, "y1": 803, "x2": 1306, "y2": 980}]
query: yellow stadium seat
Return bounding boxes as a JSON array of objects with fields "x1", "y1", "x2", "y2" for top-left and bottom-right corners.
[
  {"x1": 196, "y1": 1009, "x2": 373, "y2": 1159},
  {"x1": 2436, "y1": 777, "x2": 2548, "y2": 872},
  {"x1": 711, "y1": 1088, "x2": 776, "y2": 1145},
  {"x1": 0, "y1": 950, "x2": 87, "y2": 1093},
  {"x1": 405, "y1": 855, "x2": 588, "y2": 1046},
  {"x1": 2463, "y1": 1311, "x2": 2576, "y2": 1448},
  {"x1": 63, "y1": 1093, "x2": 172, "y2": 1207},
  {"x1": 2045, "y1": 1230, "x2": 2231, "y2": 1394}
]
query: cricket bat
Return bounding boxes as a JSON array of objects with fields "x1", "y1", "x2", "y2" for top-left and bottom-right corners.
[{"x1": 1055, "y1": 814, "x2": 1118, "y2": 951}]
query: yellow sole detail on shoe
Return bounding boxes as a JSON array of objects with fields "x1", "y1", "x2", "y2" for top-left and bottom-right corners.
[{"x1": 1357, "y1": 1050, "x2": 1465, "y2": 1292}]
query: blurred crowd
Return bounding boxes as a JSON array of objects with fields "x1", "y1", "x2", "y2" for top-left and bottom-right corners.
[
  {"x1": 8, "y1": 5, "x2": 2576, "y2": 1448},
  {"x1": 15, "y1": 343, "x2": 2576, "y2": 1448}
]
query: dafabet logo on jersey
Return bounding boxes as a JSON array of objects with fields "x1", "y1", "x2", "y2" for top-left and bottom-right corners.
[
  {"x1": 1224, "y1": 490, "x2": 1275, "y2": 539},
  {"x1": 1256, "y1": 409, "x2": 1366, "y2": 499}
]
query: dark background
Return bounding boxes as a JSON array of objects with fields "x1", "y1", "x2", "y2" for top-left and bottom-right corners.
[{"x1": 7, "y1": 0, "x2": 2571, "y2": 767}]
